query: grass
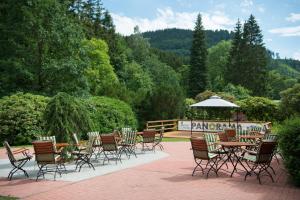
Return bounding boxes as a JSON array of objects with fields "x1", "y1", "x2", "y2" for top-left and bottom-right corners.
[
  {"x1": 0, "y1": 196, "x2": 18, "y2": 200},
  {"x1": 162, "y1": 137, "x2": 189, "y2": 142}
]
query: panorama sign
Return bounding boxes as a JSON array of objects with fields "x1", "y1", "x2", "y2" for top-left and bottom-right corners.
[{"x1": 178, "y1": 120, "x2": 267, "y2": 132}]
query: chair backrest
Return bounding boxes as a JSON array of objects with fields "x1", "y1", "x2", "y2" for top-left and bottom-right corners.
[
  {"x1": 190, "y1": 137, "x2": 209, "y2": 160},
  {"x1": 3, "y1": 141, "x2": 16, "y2": 163},
  {"x1": 32, "y1": 141, "x2": 56, "y2": 163},
  {"x1": 72, "y1": 133, "x2": 80, "y2": 145},
  {"x1": 123, "y1": 130, "x2": 137, "y2": 145},
  {"x1": 204, "y1": 133, "x2": 217, "y2": 152},
  {"x1": 86, "y1": 135, "x2": 96, "y2": 154},
  {"x1": 256, "y1": 141, "x2": 277, "y2": 163},
  {"x1": 38, "y1": 136, "x2": 57, "y2": 151},
  {"x1": 87, "y1": 132, "x2": 101, "y2": 146},
  {"x1": 121, "y1": 127, "x2": 132, "y2": 135},
  {"x1": 225, "y1": 128, "x2": 236, "y2": 141},
  {"x1": 142, "y1": 130, "x2": 156, "y2": 143},
  {"x1": 218, "y1": 132, "x2": 229, "y2": 142},
  {"x1": 264, "y1": 134, "x2": 277, "y2": 141},
  {"x1": 101, "y1": 134, "x2": 117, "y2": 151}
]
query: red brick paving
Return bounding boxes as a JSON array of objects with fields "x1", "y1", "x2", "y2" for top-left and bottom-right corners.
[{"x1": 1, "y1": 142, "x2": 299, "y2": 200}]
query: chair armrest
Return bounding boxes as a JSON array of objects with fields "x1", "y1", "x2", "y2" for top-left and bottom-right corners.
[
  {"x1": 242, "y1": 148, "x2": 257, "y2": 155},
  {"x1": 12, "y1": 148, "x2": 29, "y2": 155}
]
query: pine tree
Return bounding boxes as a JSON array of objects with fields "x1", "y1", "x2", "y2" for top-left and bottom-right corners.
[
  {"x1": 189, "y1": 14, "x2": 208, "y2": 97},
  {"x1": 226, "y1": 19, "x2": 243, "y2": 85},
  {"x1": 226, "y1": 15, "x2": 268, "y2": 96},
  {"x1": 242, "y1": 15, "x2": 268, "y2": 96}
]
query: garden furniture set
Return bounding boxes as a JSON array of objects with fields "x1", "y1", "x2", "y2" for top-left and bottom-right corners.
[
  {"x1": 3, "y1": 128, "x2": 164, "y2": 181},
  {"x1": 191, "y1": 128, "x2": 279, "y2": 184}
]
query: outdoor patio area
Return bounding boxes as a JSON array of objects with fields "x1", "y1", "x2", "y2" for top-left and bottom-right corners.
[{"x1": 1, "y1": 142, "x2": 299, "y2": 200}]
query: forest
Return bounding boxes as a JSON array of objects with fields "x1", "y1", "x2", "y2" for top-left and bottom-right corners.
[{"x1": 0, "y1": 0, "x2": 300, "y2": 146}]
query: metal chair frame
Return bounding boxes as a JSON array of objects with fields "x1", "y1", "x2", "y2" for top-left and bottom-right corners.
[
  {"x1": 101, "y1": 134, "x2": 122, "y2": 164},
  {"x1": 3, "y1": 141, "x2": 32, "y2": 180}
]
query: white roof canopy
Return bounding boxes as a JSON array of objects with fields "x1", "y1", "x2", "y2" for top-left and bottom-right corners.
[{"x1": 190, "y1": 95, "x2": 239, "y2": 108}]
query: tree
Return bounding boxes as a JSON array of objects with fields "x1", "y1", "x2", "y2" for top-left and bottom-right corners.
[
  {"x1": 0, "y1": 0, "x2": 89, "y2": 97},
  {"x1": 82, "y1": 38, "x2": 120, "y2": 97},
  {"x1": 189, "y1": 14, "x2": 208, "y2": 97},
  {"x1": 225, "y1": 19, "x2": 243, "y2": 87},
  {"x1": 241, "y1": 15, "x2": 268, "y2": 96},
  {"x1": 226, "y1": 15, "x2": 268, "y2": 96},
  {"x1": 207, "y1": 40, "x2": 231, "y2": 91},
  {"x1": 280, "y1": 83, "x2": 300, "y2": 117}
]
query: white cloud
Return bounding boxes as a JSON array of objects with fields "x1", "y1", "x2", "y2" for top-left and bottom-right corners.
[
  {"x1": 266, "y1": 38, "x2": 272, "y2": 42},
  {"x1": 240, "y1": 0, "x2": 253, "y2": 7},
  {"x1": 269, "y1": 26, "x2": 300, "y2": 37},
  {"x1": 111, "y1": 7, "x2": 235, "y2": 35},
  {"x1": 286, "y1": 13, "x2": 300, "y2": 22},
  {"x1": 293, "y1": 52, "x2": 300, "y2": 61},
  {"x1": 257, "y1": 5, "x2": 265, "y2": 13}
]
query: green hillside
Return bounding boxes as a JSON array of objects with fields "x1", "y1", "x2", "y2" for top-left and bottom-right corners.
[{"x1": 143, "y1": 28, "x2": 233, "y2": 56}]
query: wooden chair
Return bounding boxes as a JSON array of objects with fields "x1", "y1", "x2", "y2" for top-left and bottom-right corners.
[
  {"x1": 87, "y1": 132, "x2": 102, "y2": 158},
  {"x1": 218, "y1": 132, "x2": 229, "y2": 142},
  {"x1": 72, "y1": 135, "x2": 96, "y2": 171},
  {"x1": 153, "y1": 129, "x2": 164, "y2": 150},
  {"x1": 243, "y1": 141, "x2": 277, "y2": 184},
  {"x1": 32, "y1": 140, "x2": 65, "y2": 181},
  {"x1": 190, "y1": 137, "x2": 220, "y2": 178},
  {"x1": 3, "y1": 141, "x2": 32, "y2": 180},
  {"x1": 224, "y1": 128, "x2": 237, "y2": 141},
  {"x1": 141, "y1": 130, "x2": 156, "y2": 152},
  {"x1": 119, "y1": 130, "x2": 138, "y2": 158},
  {"x1": 101, "y1": 134, "x2": 122, "y2": 164},
  {"x1": 38, "y1": 136, "x2": 58, "y2": 151}
]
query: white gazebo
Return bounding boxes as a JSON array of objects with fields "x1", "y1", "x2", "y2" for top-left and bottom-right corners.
[{"x1": 189, "y1": 95, "x2": 240, "y2": 135}]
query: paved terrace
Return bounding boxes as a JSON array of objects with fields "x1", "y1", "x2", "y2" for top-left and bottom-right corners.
[{"x1": 0, "y1": 142, "x2": 299, "y2": 200}]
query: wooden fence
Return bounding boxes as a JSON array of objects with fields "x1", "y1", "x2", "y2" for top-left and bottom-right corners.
[{"x1": 146, "y1": 119, "x2": 178, "y2": 132}]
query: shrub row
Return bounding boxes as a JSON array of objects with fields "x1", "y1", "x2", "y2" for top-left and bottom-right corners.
[{"x1": 0, "y1": 92, "x2": 137, "y2": 145}]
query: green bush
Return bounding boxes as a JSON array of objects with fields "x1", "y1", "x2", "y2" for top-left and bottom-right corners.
[
  {"x1": 84, "y1": 96, "x2": 137, "y2": 133},
  {"x1": 237, "y1": 96, "x2": 280, "y2": 121},
  {"x1": 195, "y1": 90, "x2": 236, "y2": 102},
  {"x1": 277, "y1": 117, "x2": 300, "y2": 186},
  {"x1": 0, "y1": 93, "x2": 49, "y2": 145},
  {"x1": 44, "y1": 92, "x2": 92, "y2": 143},
  {"x1": 280, "y1": 83, "x2": 300, "y2": 117}
]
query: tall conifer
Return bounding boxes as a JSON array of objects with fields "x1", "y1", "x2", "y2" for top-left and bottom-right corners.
[
  {"x1": 189, "y1": 14, "x2": 208, "y2": 97},
  {"x1": 226, "y1": 15, "x2": 268, "y2": 96}
]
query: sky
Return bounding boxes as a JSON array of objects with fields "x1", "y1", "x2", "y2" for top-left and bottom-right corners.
[{"x1": 102, "y1": 0, "x2": 300, "y2": 60}]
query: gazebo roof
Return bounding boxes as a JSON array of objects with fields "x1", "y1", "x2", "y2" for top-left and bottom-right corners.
[{"x1": 190, "y1": 95, "x2": 239, "y2": 108}]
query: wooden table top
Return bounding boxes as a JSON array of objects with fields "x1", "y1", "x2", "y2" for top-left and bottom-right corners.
[
  {"x1": 240, "y1": 135, "x2": 264, "y2": 139},
  {"x1": 216, "y1": 141, "x2": 255, "y2": 147},
  {"x1": 55, "y1": 143, "x2": 70, "y2": 148}
]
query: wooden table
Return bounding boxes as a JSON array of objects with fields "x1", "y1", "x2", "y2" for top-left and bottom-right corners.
[
  {"x1": 55, "y1": 143, "x2": 70, "y2": 148},
  {"x1": 216, "y1": 142, "x2": 255, "y2": 177},
  {"x1": 239, "y1": 135, "x2": 263, "y2": 140}
]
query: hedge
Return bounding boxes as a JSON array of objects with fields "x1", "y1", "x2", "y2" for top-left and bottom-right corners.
[
  {"x1": 83, "y1": 96, "x2": 137, "y2": 134},
  {"x1": 0, "y1": 93, "x2": 49, "y2": 145},
  {"x1": 277, "y1": 117, "x2": 300, "y2": 186}
]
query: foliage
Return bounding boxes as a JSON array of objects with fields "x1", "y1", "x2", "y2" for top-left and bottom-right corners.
[
  {"x1": 237, "y1": 96, "x2": 280, "y2": 121},
  {"x1": 226, "y1": 16, "x2": 268, "y2": 96},
  {"x1": 126, "y1": 26, "x2": 151, "y2": 63},
  {"x1": 280, "y1": 83, "x2": 300, "y2": 116},
  {"x1": 84, "y1": 96, "x2": 137, "y2": 133},
  {"x1": 118, "y1": 61, "x2": 153, "y2": 106},
  {"x1": 189, "y1": 14, "x2": 208, "y2": 97},
  {"x1": 195, "y1": 90, "x2": 236, "y2": 102},
  {"x1": 207, "y1": 40, "x2": 231, "y2": 91},
  {"x1": 0, "y1": 93, "x2": 49, "y2": 145},
  {"x1": 44, "y1": 92, "x2": 92, "y2": 143},
  {"x1": 222, "y1": 83, "x2": 251, "y2": 100},
  {"x1": 140, "y1": 58, "x2": 185, "y2": 126},
  {"x1": 142, "y1": 28, "x2": 233, "y2": 56},
  {"x1": 183, "y1": 98, "x2": 197, "y2": 119},
  {"x1": 267, "y1": 70, "x2": 297, "y2": 100},
  {"x1": 0, "y1": 0, "x2": 89, "y2": 97},
  {"x1": 82, "y1": 38, "x2": 120, "y2": 97},
  {"x1": 277, "y1": 117, "x2": 300, "y2": 186}
]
